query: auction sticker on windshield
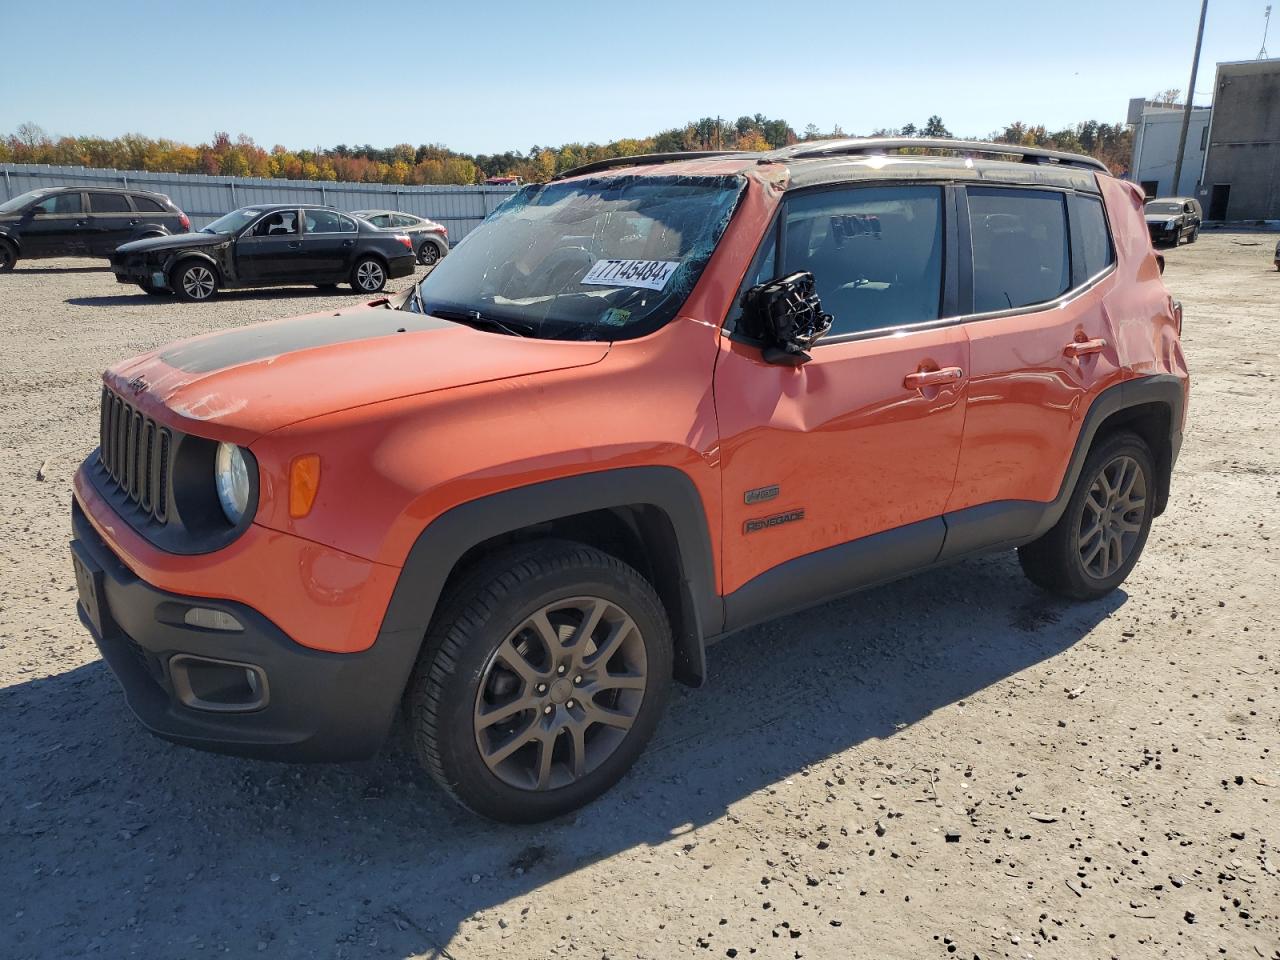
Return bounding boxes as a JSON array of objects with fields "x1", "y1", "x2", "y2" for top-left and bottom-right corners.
[{"x1": 581, "y1": 259, "x2": 680, "y2": 291}]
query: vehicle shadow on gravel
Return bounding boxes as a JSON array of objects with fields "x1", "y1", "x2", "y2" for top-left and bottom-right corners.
[
  {"x1": 64, "y1": 286, "x2": 367, "y2": 308},
  {"x1": 0, "y1": 551, "x2": 1122, "y2": 958},
  {"x1": 13, "y1": 265, "x2": 110, "y2": 274}
]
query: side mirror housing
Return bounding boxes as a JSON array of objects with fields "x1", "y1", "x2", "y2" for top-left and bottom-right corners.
[
  {"x1": 1155, "y1": 252, "x2": 1166, "y2": 275},
  {"x1": 739, "y1": 271, "x2": 833, "y2": 366}
]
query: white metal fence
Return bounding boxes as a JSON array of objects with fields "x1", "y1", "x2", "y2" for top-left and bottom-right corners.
[{"x1": 0, "y1": 163, "x2": 519, "y2": 239}]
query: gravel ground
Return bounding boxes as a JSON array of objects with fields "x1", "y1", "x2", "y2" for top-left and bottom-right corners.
[{"x1": 1, "y1": 233, "x2": 1277, "y2": 960}]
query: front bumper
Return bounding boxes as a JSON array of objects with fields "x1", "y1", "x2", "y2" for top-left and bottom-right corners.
[
  {"x1": 111, "y1": 254, "x2": 165, "y2": 287},
  {"x1": 1146, "y1": 224, "x2": 1180, "y2": 244},
  {"x1": 71, "y1": 499, "x2": 407, "y2": 761}
]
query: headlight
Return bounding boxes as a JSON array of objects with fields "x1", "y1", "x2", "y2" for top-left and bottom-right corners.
[
  {"x1": 1165, "y1": 219, "x2": 1176, "y2": 230},
  {"x1": 214, "y1": 442, "x2": 251, "y2": 524}
]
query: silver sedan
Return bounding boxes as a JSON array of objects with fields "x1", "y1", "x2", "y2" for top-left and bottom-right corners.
[{"x1": 352, "y1": 210, "x2": 449, "y2": 266}]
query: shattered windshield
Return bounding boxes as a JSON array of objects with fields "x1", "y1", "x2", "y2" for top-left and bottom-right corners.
[
  {"x1": 202, "y1": 208, "x2": 262, "y2": 235},
  {"x1": 407, "y1": 174, "x2": 745, "y2": 340}
]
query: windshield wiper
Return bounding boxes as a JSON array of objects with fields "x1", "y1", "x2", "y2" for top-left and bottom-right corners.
[{"x1": 428, "y1": 307, "x2": 534, "y2": 338}]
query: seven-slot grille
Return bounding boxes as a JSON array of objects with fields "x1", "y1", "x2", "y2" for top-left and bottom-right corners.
[{"x1": 97, "y1": 386, "x2": 170, "y2": 523}]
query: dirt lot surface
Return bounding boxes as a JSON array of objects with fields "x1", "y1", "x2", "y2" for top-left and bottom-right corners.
[{"x1": 1, "y1": 233, "x2": 1277, "y2": 960}]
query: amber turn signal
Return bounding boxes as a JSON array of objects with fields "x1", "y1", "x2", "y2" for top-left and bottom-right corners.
[{"x1": 288, "y1": 454, "x2": 321, "y2": 518}]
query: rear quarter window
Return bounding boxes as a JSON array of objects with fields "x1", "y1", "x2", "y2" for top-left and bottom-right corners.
[
  {"x1": 1074, "y1": 195, "x2": 1114, "y2": 279},
  {"x1": 132, "y1": 195, "x2": 167, "y2": 212}
]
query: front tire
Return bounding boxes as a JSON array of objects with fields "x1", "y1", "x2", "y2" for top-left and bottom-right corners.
[
  {"x1": 172, "y1": 260, "x2": 219, "y2": 302},
  {"x1": 1019, "y1": 431, "x2": 1156, "y2": 600},
  {"x1": 1187, "y1": 226, "x2": 1199, "y2": 243},
  {"x1": 351, "y1": 256, "x2": 387, "y2": 293},
  {"x1": 0, "y1": 239, "x2": 16, "y2": 272},
  {"x1": 407, "y1": 541, "x2": 673, "y2": 823}
]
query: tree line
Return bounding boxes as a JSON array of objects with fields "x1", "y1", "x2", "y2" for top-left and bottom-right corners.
[{"x1": 1, "y1": 114, "x2": 1134, "y2": 187}]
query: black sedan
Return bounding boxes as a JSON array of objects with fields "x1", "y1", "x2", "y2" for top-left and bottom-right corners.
[{"x1": 111, "y1": 204, "x2": 417, "y2": 301}]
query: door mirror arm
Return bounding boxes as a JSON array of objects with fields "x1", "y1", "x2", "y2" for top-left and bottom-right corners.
[{"x1": 739, "y1": 271, "x2": 833, "y2": 366}]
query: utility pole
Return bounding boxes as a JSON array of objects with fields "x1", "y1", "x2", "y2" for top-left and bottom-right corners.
[{"x1": 1173, "y1": 0, "x2": 1209, "y2": 196}]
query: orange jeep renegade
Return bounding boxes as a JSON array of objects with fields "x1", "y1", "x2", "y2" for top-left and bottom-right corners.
[{"x1": 72, "y1": 139, "x2": 1189, "y2": 822}]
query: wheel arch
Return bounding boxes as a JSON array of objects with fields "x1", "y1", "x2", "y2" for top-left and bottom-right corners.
[
  {"x1": 1049, "y1": 374, "x2": 1185, "y2": 530},
  {"x1": 376, "y1": 467, "x2": 721, "y2": 696},
  {"x1": 168, "y1": 251, "x2": 222, "y2": 284}
]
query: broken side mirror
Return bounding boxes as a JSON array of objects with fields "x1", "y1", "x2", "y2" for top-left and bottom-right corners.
[{"x1": 739, "y1": 271, "x2": 833, "y2": 366}]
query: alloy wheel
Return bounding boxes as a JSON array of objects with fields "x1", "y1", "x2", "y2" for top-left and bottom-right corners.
[
  {"x1": 420, "y1": 244, "x2": 439, "y2": 266},
  {"x1": 181, "y1": 265, "x2": 216, "y2": 300},
  {"x1": 356, "y1": 260, "x2": 385, "y2": 290},
  {"x1": 473, "y1": 596, "x2": 648, "y2": 792},
  {"x1": 1078, "y1": 454, "x2": 1147, "y2": 579}
]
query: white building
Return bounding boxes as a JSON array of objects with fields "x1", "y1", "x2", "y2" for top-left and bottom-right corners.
[{"x1": 1127, "y1": 98, "x2": 1212, "y2": 198}]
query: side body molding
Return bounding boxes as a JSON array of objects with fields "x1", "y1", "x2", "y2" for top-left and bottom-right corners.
[{"x1": 375, "y1": 466, "x2": 722, "y2": 696}]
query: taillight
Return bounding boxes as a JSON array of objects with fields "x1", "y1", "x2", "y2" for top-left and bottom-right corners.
[
  {"x1": 395, "y1": 234, "x2": 413, "y2": 250},
  {"x1": 179, "y1": 212, "x2": 190, "y2": 231},
  {"x1": 440, "y1": 225, "x2": 448, "y2": 238}
]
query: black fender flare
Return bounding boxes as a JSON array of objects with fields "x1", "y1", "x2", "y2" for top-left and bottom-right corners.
[{"x1": 373, "y1": 465, "x2": 721, "y2": 702}]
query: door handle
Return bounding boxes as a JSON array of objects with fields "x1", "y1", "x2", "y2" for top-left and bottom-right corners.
[
  {"x1": 904, "y1": 366, "x2": 964, "y2": 389},
  {"x1": 1063, "y1": 338, "x2": 1107, "y2": 358},
  {"x1": 129, "y1": 218, "x2": 141, "y2": 225},
  {"x1": 75, "y1": 220, "x2": 88, "y2": 227},
  {"x1": 342, "y1": 239, "x2": 355, "y2": 247},
  {"x1": 288, "y1": 240, "x2": 302, "y2": 248}
]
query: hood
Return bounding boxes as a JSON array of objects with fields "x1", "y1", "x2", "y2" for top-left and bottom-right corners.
[
  {"x1": 115, "y1": 231, "x2": 224, "y2": 254},
  {"x1": 106, "y1": 292, "x2": 610, "y2": 443}
]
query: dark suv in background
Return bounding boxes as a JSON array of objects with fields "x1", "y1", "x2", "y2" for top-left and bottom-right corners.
[{"x1": 0, "y1": 186, "x2": 189, "y2": 271}]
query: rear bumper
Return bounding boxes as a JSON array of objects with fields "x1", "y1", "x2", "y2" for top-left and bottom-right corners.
[
  {"x1": 71, "y1": 498, "x2": 406, "y2": 761},
  {"x1": 387, "y1": 254, "x2": 416, "y2": 280}
]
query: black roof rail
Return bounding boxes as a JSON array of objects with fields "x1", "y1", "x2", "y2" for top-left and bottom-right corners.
[
  {"x1": 770, "y1": 137, "x2": 1110, "y2": 173},
  {"x1": 553, "y1": 150, "x2": 755, "y2": 181}
]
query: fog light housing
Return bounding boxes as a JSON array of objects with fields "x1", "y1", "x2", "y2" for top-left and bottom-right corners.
[{"x1": 169, "y1": 655, "x2": 268, "y2": 713}]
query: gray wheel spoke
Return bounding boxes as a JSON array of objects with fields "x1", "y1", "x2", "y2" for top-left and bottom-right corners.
[
  {"x1": 527, "y1": 610, "x2": 566, "y2": 660},
  {"x1": 593, "y1": 671, "x2": 647, "y2": 692},
  {"x1": 494, "y1": 636, "x2": 542, "y2": 686},
  {"x1": 534, "y1": 734, "x2": 556, "y2": 790},
  {"x1": 476, "y1": 694, "x2": 536, "y2": 730},
  {"x1": 583, "y1": 701, "x2": 635, "y2": 732},
  {"x1": 567, "y1": 723, "x2": 588, "y2": 779},
  {"x1": 583, "y1": 615, "x2": 636, "y2": 669},
  {"x1": 484, "y1": 718, "x2": 539, "y2": 767},
  {"x1": 569, "y1": 598, "x2": 607, "y2": 655}
]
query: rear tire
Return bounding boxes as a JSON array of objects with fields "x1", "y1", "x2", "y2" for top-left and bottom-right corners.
[
  {"x1": 0, "y1": 239, "x2": 16, "y2": 272},
  {"x1": 171, "y1": 260, "x2": 219, "y2": 302},
  {"x1": 351, "y1": 256, "x2": 387, "y2": 293},
  {"x1": 418, "y1": 241, "x2": 441, "y2": 266},
  {"x1": 1018, "y1": 431, "x2": 1156, "y2": 600},
  {"x1": 407, "y1": 540, "x2": 673, "y2": 823}
]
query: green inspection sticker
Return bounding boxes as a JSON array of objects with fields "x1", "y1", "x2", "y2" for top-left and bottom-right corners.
[{"x1": 599, "y1": 308, "x2": 632, "y2": 326}]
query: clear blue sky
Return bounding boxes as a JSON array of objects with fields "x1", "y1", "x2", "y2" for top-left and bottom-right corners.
[{"x1": 0, "y1": 0, "x2": 1267, "y2": 154}]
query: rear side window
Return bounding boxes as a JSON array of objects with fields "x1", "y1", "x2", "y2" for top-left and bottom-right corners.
[
  {"x1": 782, "y1": 185, "x2": 944, "y2": 336},
  {"x1": 89, "y1": 192, "x2": 132, "y2": 213},
  {"x1": 304, "y1": 210, "x2": 356, "y2": 234},
  {"x1": 969, "y1": 189, "x2": 1069, "y2": 313},
  {"x1": 132, "y1": 195, "x2": 167, "y2": 212},
  {"x1": 35, "y1": 192, "x2": 82, "y2": 214},
  {"x1": 392, "y1": 214, "x2": 419, "y2": 227},
  {"x1": 1074, "y1": 196, "x2": 1114, "y2": 279},
  {"x1": 366, "y1": 213, "x2": 393, "y2": 227}
]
